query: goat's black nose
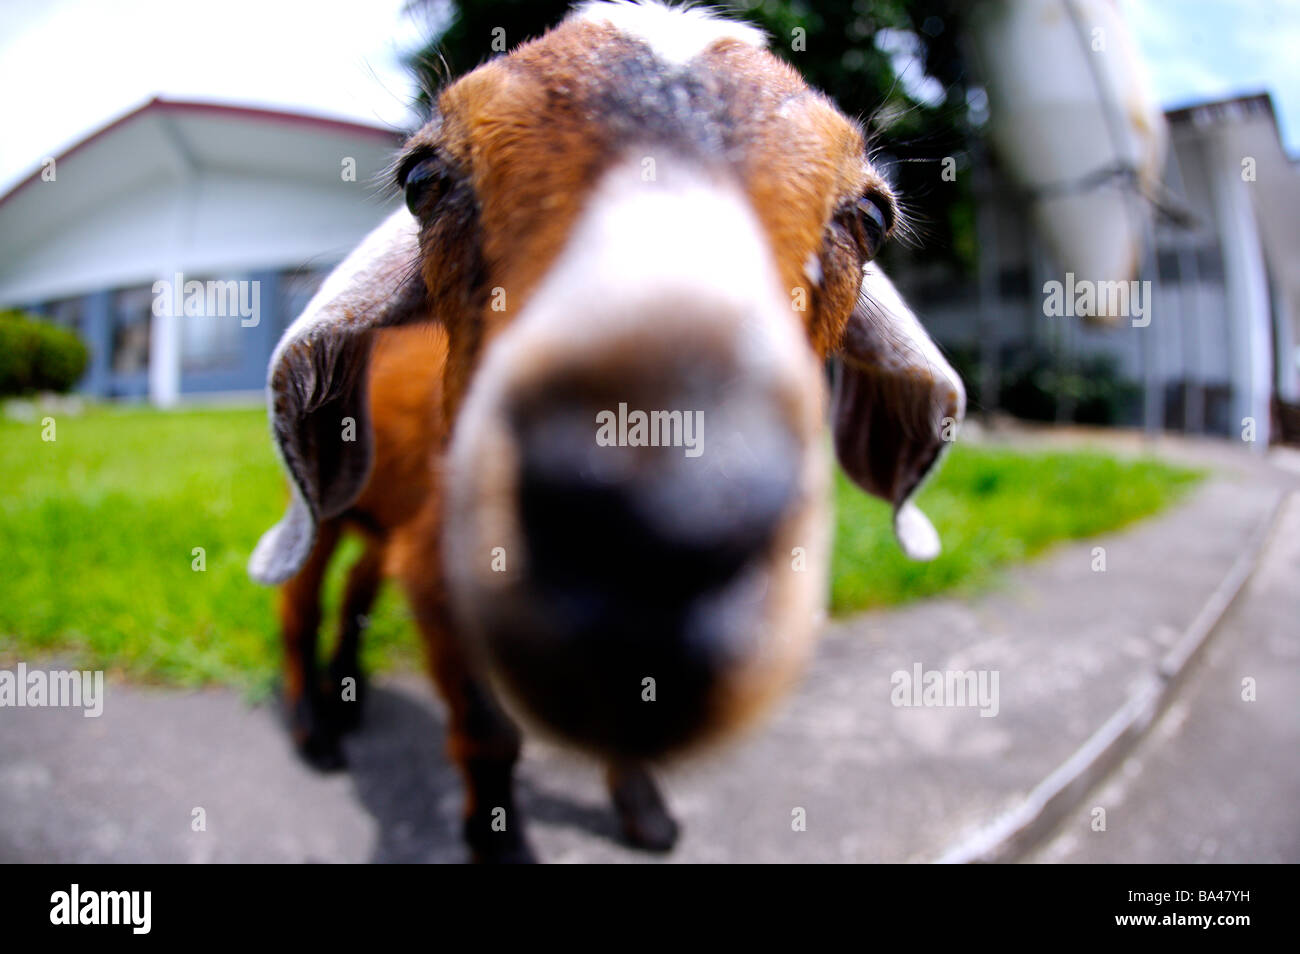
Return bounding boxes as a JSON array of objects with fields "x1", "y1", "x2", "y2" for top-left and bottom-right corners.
[
  {"x1": 516, "y1": 398, "x2": 798, "y2": 607},
  {"x1": 492, "y1": 393, "x2": 801, "y2": 758}
]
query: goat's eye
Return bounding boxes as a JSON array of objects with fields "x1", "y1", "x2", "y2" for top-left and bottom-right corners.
[
  {"x1": 855, "y1": 196, "x2": 887, "y2": 260},
  {"x1": 403, "y1": 158, "x2": 448, "y2": 217}
]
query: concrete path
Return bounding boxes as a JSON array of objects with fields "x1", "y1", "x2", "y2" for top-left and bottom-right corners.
[
  {"x1": 2, "y1": 434, "x2": 1296, "y2": 863},
  {"x1": 1027, "y1": 492, "x2": 1300, "y2": 863}
]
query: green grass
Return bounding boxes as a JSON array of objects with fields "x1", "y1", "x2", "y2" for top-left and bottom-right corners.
[
  {"x1": 829, "y1": 445, "x2": 1204, "y2": 613},
  {"x1": 0, "y1": 405, "x2": 419, "y2": 694},
  {"x1": 0, "y1": 405, "x2": 1203, "y2": 688}
]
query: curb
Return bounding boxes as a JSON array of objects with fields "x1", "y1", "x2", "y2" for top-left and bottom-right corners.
[{"x1": 934, "y1": 488, "x2": 1290, "y2": 864}]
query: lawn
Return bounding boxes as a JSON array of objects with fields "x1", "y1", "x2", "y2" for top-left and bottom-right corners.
[
  {"x1": 0, "y1": 405, "x2": 1203, "y2": 689},
  {"x1": 828, "y1": 444, "x2": 1204, "y2": 612}
]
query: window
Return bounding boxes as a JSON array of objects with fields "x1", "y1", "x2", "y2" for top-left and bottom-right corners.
[
  {"x1": 178, "y1": 277, "x2": 246, "y2": 374},
  {"x1": 111, "y1": 286, "x2": 153, "y2": 376}
]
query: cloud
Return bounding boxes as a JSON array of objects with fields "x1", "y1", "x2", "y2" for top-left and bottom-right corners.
[{"x1": 1122, "y1": 0, "x2": 1300, "y2": 153}]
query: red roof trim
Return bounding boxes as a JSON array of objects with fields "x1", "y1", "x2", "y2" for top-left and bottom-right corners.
[{"x1": 0, "y1": 97, "x2": 406, "y2": 210}]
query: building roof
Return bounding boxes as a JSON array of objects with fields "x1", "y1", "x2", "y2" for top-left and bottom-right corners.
[
  {"x1": 0, "y1": 97, "x2": 403, "y2": 210},
  {"x1": 0, "y1": 98, "x2": 405, "y2": 305},
  {"x1": 1166, "y1": 92, "x2": 1300, "y2": 292},
  {"x1": 1166, "y1": 92, "x2": 1278, "y2": 134}
]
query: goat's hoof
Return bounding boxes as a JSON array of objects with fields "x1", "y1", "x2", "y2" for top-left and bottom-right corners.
[
  {"x1": 609, "y1": 765, "x2": 679, "y2": 853},
  {"x1": 299, "y1": 732, "x2": 347, "y2": 772},
  {"x1": 620, "y1": 805, "x2": 679, "y2": 853},
  {"x1": 289, "y1": 694, "x2": 347, "y2": 772},
  {"x1": 465, "y1": 821, "x2": 538, "y2": 864},
  {"x1": 321, "y1": 661, "x2": 366, "y2": 734}
]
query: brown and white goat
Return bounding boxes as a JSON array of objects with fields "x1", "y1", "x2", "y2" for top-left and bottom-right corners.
[{"x1": 249, "y1": 0, "x2": 964, "y2": 862}]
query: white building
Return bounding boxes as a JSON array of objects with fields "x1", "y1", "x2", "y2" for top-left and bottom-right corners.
[
  {"x1": 0, "y1": 97, "x2": 402, "y2": 402},
  {"x1": 910, "y1": 93, "x2": 1300, "y2": 444}
]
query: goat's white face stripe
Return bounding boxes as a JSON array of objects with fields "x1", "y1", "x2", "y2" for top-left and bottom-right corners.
[
  {"x1": 445, "y1": 155, "x2": 826, "y2": 525},
  {"x1": 444, "y1": 151, "x2": 826, "y2": 624},
  {"x1": 575, "y1": 0, "x2": 767, "y2": 66},
  {"x1": 492, "y1": 153, "x2": 811, "y2": 391}
]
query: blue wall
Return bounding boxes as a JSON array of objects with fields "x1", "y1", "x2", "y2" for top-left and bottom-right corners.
[{"x1": 27, "y1": 267, "x2": 314, "y2": 401}]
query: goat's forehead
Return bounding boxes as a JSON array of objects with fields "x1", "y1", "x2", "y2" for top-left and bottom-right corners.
[
  {"x1": 420, "y1": 14, "x2": 867, "y2": 190},
  {"x1": 405, "y1": 7, "x2": 881, "y2": 318}
]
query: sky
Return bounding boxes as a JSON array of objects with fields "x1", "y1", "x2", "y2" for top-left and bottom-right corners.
[
  {"x1": 1120, "y1": 0, "x2": 1300, "y2": 150},
  {"x1": 0, "y1": 0, "x2": 430, "y2": 193},
  {"x1": 0, "y1": 0, "x2": 1296, "y2": 196}
]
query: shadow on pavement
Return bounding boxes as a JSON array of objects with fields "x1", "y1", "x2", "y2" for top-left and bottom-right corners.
[{"x1": 337, "y1": 685, "x2": 623, "y2": 862}]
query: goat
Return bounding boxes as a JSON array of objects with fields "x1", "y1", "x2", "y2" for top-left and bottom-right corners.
[{"x1": 248, "y1": 0, "x2": 964, "y2": 863}]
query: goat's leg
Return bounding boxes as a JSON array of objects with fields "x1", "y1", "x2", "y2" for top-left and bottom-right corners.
[
  {"x1": 406, "y1": 585, "x2": 535, "y2": 864},
  {"x1": 279, "y1": 519, "x2": 345, "y2": 770},
  {"x1": 322, "y1": 534, "x2": 384, "y2": 733},
  {"x1": 606, "y1": 761, "x2": 680, "y2": 852}
]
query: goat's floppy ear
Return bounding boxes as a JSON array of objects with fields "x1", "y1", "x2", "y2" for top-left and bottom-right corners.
[
  {"x1": 831, "y1": 261, "x2": 965, "y2": 560},
  {"x1": 248, "y1": 208, "x2": 427, "y2": 585}
]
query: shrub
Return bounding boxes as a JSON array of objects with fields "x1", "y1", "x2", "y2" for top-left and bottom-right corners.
[
  {"x1": 945, "y1": 343, "x2": 1140, "y2": 426},
  {"x1": 0, "y1": 310, "x2": 90, "y2": 396}
]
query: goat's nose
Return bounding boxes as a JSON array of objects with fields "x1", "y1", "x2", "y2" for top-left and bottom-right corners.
[
  {"x1": 490, "y1": 390, "x2": 801, "y2": 758},
  {"x1": 516, "y1": 396, "x2": 799, "y2": 607}
]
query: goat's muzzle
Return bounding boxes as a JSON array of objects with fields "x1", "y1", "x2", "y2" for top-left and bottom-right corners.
[
  {"x1": 442, "y1": 157, "x2": 830, "y2": 760},
  {"x1": 498, "y1": 356, "x2": 803, "y2": 755}
]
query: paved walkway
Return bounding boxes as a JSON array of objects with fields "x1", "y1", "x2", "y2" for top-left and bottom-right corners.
[
  {"x1": 1027, "y1": 491, "x2": 1300, "y2": 863},
  {"x1": 2, "y1": 432, "x2": 1296, "y2": 862}
]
